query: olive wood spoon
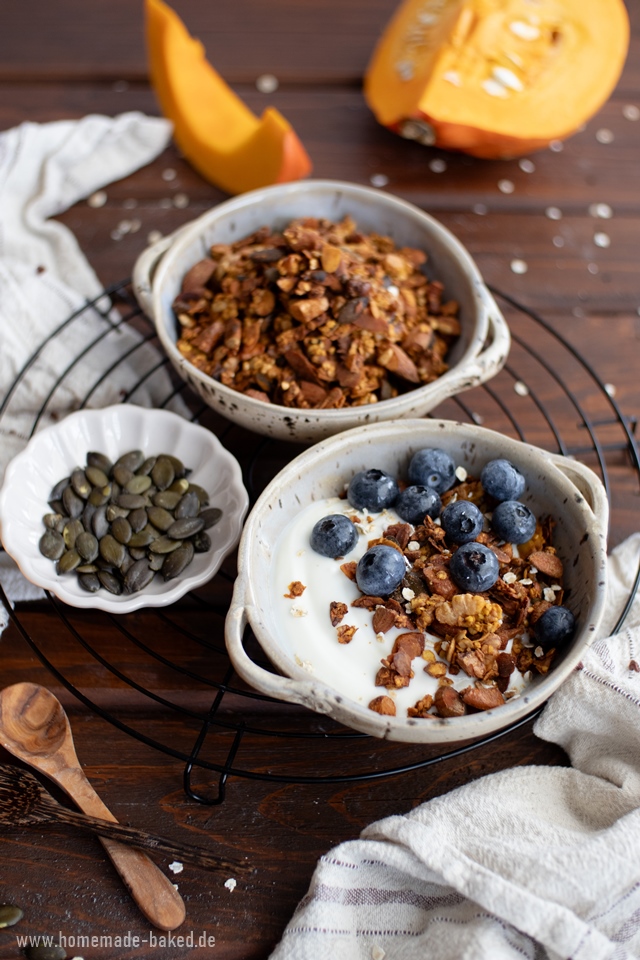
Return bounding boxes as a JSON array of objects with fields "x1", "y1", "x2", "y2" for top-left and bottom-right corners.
[
  {"x1": 0, "y1": 763, "x2": 244, "y2": 871},
  {"x1": 0, "y1": 682, "x2": 187, "y2": 930}
]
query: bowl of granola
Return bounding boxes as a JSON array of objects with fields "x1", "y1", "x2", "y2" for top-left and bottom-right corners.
[
  {"x1": 133, "y1": 180, "x2": 510, "y2": 443},
  {"x1": 225, "y1": 418, "x2": 609, "y2": 742}
]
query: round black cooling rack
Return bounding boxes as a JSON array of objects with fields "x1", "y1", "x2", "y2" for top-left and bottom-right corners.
[{"x1": 1, "y1": 280, "x2": 638, "y2": 805}]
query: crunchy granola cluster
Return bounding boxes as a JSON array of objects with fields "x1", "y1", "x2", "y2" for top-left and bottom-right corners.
[
  {"x1": 173, "y1": 216, "x2": 460, "y2": 409},
  {"x1": 331, "y1": 477, "x2": 566, "y2": 720}
]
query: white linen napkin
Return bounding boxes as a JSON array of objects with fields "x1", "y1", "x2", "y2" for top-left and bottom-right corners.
[
  {"x1": 270, "y1": 533, "x2": 640, "y2": 960},
  {"x1": 0, "y1": 111, "x2": 178, "y2": 616}
]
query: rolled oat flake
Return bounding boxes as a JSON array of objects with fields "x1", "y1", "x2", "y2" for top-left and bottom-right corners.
[{"x1": 0, "y1": 903, "x2": 23, "y2": 927}]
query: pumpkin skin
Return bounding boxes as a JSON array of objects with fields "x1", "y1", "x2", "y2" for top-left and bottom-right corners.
[
  {"x1": 145, "y1": 0, "x2": 312, "y2": 194},
  {"x1": 364, "y1": 0, "x2": 629, "y2": 159}
]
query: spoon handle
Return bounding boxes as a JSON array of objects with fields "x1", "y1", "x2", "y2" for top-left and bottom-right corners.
[{"x1": 40, "y1": 797, "x2": 245, "y2": 872}]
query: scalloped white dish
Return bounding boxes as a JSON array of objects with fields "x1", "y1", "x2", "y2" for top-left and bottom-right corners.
[{"x1": 0, "y1": 405, "x2": 249, "y2": 612}]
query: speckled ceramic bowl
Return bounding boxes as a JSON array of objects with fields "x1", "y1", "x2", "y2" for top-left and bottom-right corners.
[
  {"x1": 133, "y1": 180, "x2": 510, "y2": 443},
  {"x1": 225, "y1": 418, "x2": 609, "y2": 743}
]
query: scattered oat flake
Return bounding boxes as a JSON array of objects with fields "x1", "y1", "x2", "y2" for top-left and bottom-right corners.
[
  {"x1": 543, "y1": 587, "x2": 556, "y2": 602},
  {"x1": 587, "y1": 263, "x2": 599, "y2": 275},
  {"x1": 604, "y1": 383, "x2": 616, "y2": 397},
  {"x1": 443, "y1": 70, "x2": 461, "y2": 86},
  {"x1": 473, "y1": 203, "x2": 488, "y2": 215},
  {"x1": 429, "y1": 158, "x2": 447, "y2": 173},
  {"x1": 162, "y1": 168, "x2": 177, "y2": 181},
  {"x1": 290, "y1": 606, "x2": 308, "y2": 617},
  {"x1": 147, "y1": 230, "x2": 163, "y2": 244},
  {"x1": 110, "y1": 229, "x2": 123, "y2": 241},
  {"x1": 483, "y1": 78, "x2": 508, "y2": 98},
  {"x1": 498, "y1": 179, "x2": 515, "y2": 194},
  {"x1": 224, "y1": 878, "x2": 237, "y2": 892},
  {"x1": 519, "y1": 578, "x2": 533, "y2": 585},
  {"x1": 509, "y1": 20, "x2": 540, "y2": 40},
  {"x1": 159, "y1": 197, "x2": 173, "y2": 209},
  {"x1": 553, "y1": 236, "x2": 565, "y2": 248},
  {"x1": 594, "y1": 232, "x2": 610, "y2": 248},
  {"x1": 371, "y1": 947, "x2": 386, "y2": 960},
  {"x1": 256, "y1": 73, "x2": 279, "y2": 93},
  {"x1": 549, "y1": 140, "x2": 564, "y2": 152},
  {"x1": 519, "y1": 158, "x2": 535, "y2": 173},
  {"x1": 87, "y1": 190, "x2": 107, "y2": 208},
  {"x1": 589, "y1": 203, "x2": 612, "y2": 219},
  {"x1": 534, "y1": 646, "x2": 544, "y2": 658},
  {"x1": 174, "y1": 193, "x2": 189, "y2": 208},
  {"x1": 623, "y1": 104, "x2": 640, "y2": 121},
  {"x1": 510, "y1": 259, "x2": 528, "y2": 274},
  {"x1": 503, "y1": 571, "x2": 517, "y2": 583},
  {"x1": 402, "y1": 587, "x2": 416, "y2": 600},
  {"x1": 455, "y1": 466, "x2": 468, "y2": 481},
  {"x1": 546, "y1": 206, "x2": 562, "y2": 220},
  {"x1": 551, "y1": 583, "x2": 562, "y2": 591},
  {"x1": 471, "y1": 411, "x2": 484, "y2": 424},
  {"x1": 596, "y1": 128, "x2": 614, "y2": 144},
  {"x1": 169, "y1": 861, "x2": 183, "y2": 874},
  {"x1": 514, "y1": 380, "x2": 529, "y2": 396},
  {"x1": 370, "y1": 173, "x2": 389, "y2": 188},
  {"x1": 407, "y1": 540, "x2": 420, "y2": 551}
]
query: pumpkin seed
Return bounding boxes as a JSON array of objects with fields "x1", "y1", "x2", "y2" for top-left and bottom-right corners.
[
  {"x1": 115, "y1": 449, "x2": 145, "y2": 473},
  {"x1": 138, "y1": 456, "x2": 157, "y2": 476},
  {"x1": 167, "y1": 516, "x2": 204, "y2": 539},
  {"x1": 147, "y1": 506, "x2": 175, "y2": 532},
  {"x1": 92, "y1": 504, "x2": 109, "y2": 540},
  {"x1": 129, "y1": 547, "x2": 148, "y2": 561},
  {"x1": 25, "y1": 942, "x2": 67, "y2": 960},
  {"x1": 106, "y1": 503, "x2": 130, "y2": 522},
  {"x1": 175, "y1": 490, "x2": 200, "y2": 519},
  {"x1": 39, "y1": 530, "x2": 65, "y2": 561},
  {"x1": 78, "y1": 572, "x2": 101, "y2": 592},
  {"x1": 126, "y1": 474, "x2": 152, "y2": 495},
  {"x1": 149, "y1": 536, "x2": 182, "y2": 554},
  {"x1": 71, "y1": 468, "x2": 91, "y2": 499},
  {"x1": 43, "y1": 512, "x2": 64, "y2": 531},
  {"x1": 168, "y1": 477, "x2": 190, "y2": 495},
  {"x1": 49, "y1": 476, "x2": 69, "y2": 502},
  {"x1": 85, "y1": 465, "x2": 109, "y2": 487},
  {"x1": 116, "y1": 493, "x2": 148, "y2": 510},
  {"x1": 111, "y1": 516, "x2": 132, "y2": 544},
  {"x1": 167, "y1": 454, "x2": 187, "y2": 478},
  {"x1": 62, "y1": 484, "x2": 84, "y2": 518},
  {"x1": 163, "y1": 541, "x2": 195, "y2": 580},
  {"x1": 76, "y1": 563, "x2": 98, "y2": 574},
  {"x1": 120, "y1": 551, "x2": 135, "y2": 576},
  {"x1": 87, "y1": 451, "x2": 112, "y2": 473},
  {"x1": 200, "y1": 507, "x2": 223, "y2": 529},
  {"x1": 63, "y1": 518, "x2": 84, "y2": 549},
  {"x1": 99, "y1": 534, "x2": 126, "y2": 567},
  {"x1": 129, "y1": 527, "x2": 158, "y2": 548},
  {"x1": 89, "y1": 483, "x2": 111, "y2": 507},
  {"x1": 193, "y1": 531, "x2": 211, "y2": 553},
  {"x1": 57, "y1": 549, "x2": 81, "y2": 574},
  {"x1": 124, "y1": 559, "x2": 155, "y2": 593},
  {"x1": 113, "y1": 463, "x2": 134, "y2": 486},
  {"x1": 81, "y1": 501, "x2": 97, "y2": 531},
  {"x1": 0, "y1": 903, "x2": 23, "y2": 928},
  {"x1": 153, "y1": 490, "x2": 182, "y2": 510},
  {"x1": 151, "y1": 455, "x2": 175, "y2": 490},
  {"x1": 128, "y1": 507, "x2": 148, "y2": 532},
  {"x1": 188, "y1": 482, "x2": 210, "y2": 506},
  {"x1": 97, "y1": 570, "x2": 122, "y2": 595},
  {"x1": 149, "y1": 552, "x2": 164, "y2": 571},
  {"x1": 76, "y1": 531, "x2": 99, "y2": 562}
]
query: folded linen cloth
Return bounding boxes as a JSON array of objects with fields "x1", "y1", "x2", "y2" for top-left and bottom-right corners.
[
  {"x1": 0, "y1": 112, "x2": 176, "y2": 616},
  {"x1": 271, "y1": 532, "x2": 640, "y2": 960}
]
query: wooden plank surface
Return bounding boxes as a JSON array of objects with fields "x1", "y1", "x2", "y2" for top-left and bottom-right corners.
[{"x1": 0, "y1": 0, "x2": 639, "y2": 957}]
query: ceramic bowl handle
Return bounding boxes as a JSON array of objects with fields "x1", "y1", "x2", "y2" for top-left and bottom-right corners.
[
  {"x1": 545, "y1": 453, "x2": 609, "y2": 525},
  {"x1": 439, "y1": 286, "x2": 511, "y2": 398},
  {"x1": 131, "y1": 223, "x2": 194, "y2": 319},
  {"x1": 225, "y1": 598, "x2": 340, "y2": 717}
]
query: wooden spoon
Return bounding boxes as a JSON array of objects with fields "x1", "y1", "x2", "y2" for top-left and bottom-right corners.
[
  {"x1": 0, "y1": 763, "x2": 245, "y2": 871},
  {"x1": 0, "y1": 682, "x2": 188, "y2": 930}
]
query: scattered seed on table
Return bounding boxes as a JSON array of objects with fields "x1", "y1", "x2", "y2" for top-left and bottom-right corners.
[
  {"x1": 623, "y1": 104, "x2": 640, "y2": 121},
  {"x1": 589, "y1": 203, "x2": 612, "y2": 219},
  {"x1": 370, "y1": 173, "x2": 389, "y2": 187},
  {"x1": 25, "y1": 940, "x2": 67, "y2": 960},
  {"x1": 549, "y1": 140, "x2": 564, "y2": 152},
  {"x1": 498, "y1": 179, "x2": 514, "y2": 194},
  {"x1": 87, "y1": 190, "x2": 107, "y2": 208},
  {"x1": 0, "y1": 903, "x2": 23, "y2": 928},
  {"x1": 553, "y1": 236, "x2": 565, "y2": 248},
  {"x1": 472, "y1": 203, "x2": 488, "y2": 215},
  {"x1": 147, "y1": 230, "x2": 163, "y2": 244},
  {"x1": 604, "y1": 383, "x2": 616, "y2": 397},
  {"x1": 510, "y1": 259, "x2": 528, "y2": 274},
  {"x1": 173, "y1": 193, "x2": 189, "y2": 208},
  {"x1": 162, "y1": 168, "x2": 177, "y2": 181},
  {"x1": 587, "y1": 263, "x2": 599, "y2": 274},
  {"x1": 519, "y1": 159, "x2": 535, "y2": 173},
  {"x1": 594, "y1": 232, "x2": 610, "y2": 248},
  {"x1": 514, "y1": 381, "x2": 529, "y2": 396},
  {"x1": 256, "y1": 73, "x2": 279, "y2": 93},
  {"x1": 596, "y1": 128, "x2": 614, "y2": 144},
  {"x1": 545, "y1": 206, "x2": 562, "y2": 220},
  {"x1": 429, "y1": 158, "x2": 447, "y2": 173}
]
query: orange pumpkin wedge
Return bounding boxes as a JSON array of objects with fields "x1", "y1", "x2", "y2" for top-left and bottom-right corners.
[
  {"x1": 364, "y1": 0, "x2": 629, "y2": 159},
  {"x1": 145, "y1": 0, "x2": 312, "y2": 194}
]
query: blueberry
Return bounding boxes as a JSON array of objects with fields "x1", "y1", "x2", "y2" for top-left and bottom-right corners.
[
  {"x1": 394, "y1": 485, "x2": 441, "y2": 525},
  {"x1": 441, "y1": 499, "x2": 484, "y2": 544},
  {"x1": 491, "y1": 500, "x2": 537, "y2": 544},
  {"x1": 356, "y1": 544, "x2": 406, "y2": 596},
  {"x1": 532, "y1": 605, "x2": 576, "y2": 649},
  {"x1": 407, "y1": 448, "x2": 456, "y2": 494},
  {"x1": 449, "y1": 542, "x2": 499, "y2": 592},
  {"x1": 310, "y1": 514, "x2": 358, "y2": 559},
  {"x1": 347, "y1": 468, "x2": 399, "y2": 512},
  {"x1": 481, "y1": 459, "x2": 526, "y2": 502}
]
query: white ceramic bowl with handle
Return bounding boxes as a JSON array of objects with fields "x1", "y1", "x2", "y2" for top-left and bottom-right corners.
[
  {"x1": 225, "y1": 418, "x2": 609, "y2": 743},
  {"x1": 133, "y1": 180, "x2": 510, "y2": 443}
]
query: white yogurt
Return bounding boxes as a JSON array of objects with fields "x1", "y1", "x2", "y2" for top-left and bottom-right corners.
[{"x1": 271, "y1": 498, "x2": 527, "y2": 717}]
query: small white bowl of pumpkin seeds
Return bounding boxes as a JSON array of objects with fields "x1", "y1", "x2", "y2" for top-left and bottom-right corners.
[{"x1": 0, "y1": 405, "x2": 249, "y2": 612}]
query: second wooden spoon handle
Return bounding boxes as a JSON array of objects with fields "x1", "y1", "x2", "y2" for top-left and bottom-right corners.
[{"x1": 54, "y1": 766, "x2": 186, "y2": 931}]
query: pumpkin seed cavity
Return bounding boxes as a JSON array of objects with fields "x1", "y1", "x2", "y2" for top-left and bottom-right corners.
[{"x1": 39, "y1": 449, "x2": 220, "y2": 596}]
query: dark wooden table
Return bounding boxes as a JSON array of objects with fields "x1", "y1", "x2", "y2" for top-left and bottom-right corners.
[{"x1": 1, "y1": 2, "x2": 639, "y2": 957}]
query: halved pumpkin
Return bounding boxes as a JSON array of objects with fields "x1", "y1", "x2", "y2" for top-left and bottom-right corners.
[
  {"x1": 145, "y1": 0, "x2": 312, "y2": 194},
  {"x1": 364, "y1": 0, "x2": 629, "y2": 158}
]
